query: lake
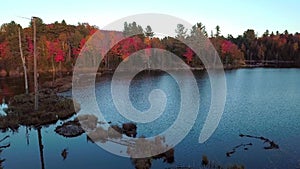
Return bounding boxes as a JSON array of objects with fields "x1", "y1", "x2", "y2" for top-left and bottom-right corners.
[{"x1": 1, "y1": 68, "x2": 300, "y2": 169}]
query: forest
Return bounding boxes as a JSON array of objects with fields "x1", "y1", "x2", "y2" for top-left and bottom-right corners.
[{"x1": 0, "y1": 17, "x2": 299, "y2": 77}]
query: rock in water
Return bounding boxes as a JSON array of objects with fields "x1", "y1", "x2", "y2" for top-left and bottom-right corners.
[
  {"x1": 122, "y1": 123, "x2": 137, "y2": 137},
  {"x1": 55, "y1": 120, "x2": 84, "y2": 137}
]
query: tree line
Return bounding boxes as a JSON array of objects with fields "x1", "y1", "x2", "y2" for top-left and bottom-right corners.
[{"x1": 0, "y1": 18, "x2": 299, "y2": 77}]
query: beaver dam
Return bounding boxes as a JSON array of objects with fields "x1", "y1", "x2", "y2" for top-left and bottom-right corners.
[{"x1": 0, "y1": 89, "x2": 80, "y2": 131}]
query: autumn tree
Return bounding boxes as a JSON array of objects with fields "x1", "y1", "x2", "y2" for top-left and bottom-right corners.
[
  {"x1": 0, "y1": 21, "x2": 22, "y2": 75},
  {"x1": 183, "y1": 47, "x2": 194, "y2": 64}
]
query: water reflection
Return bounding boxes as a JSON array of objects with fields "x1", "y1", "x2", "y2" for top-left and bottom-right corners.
[
  {"x1": 37, "y1": 127, "x2": 45, "y2": 169},
  {"x1": 1, "y1": 111, "x2": 176, "y2": 169},
  {"x1": 0, "y1": 135, "x2": 10, "y2": 169}
]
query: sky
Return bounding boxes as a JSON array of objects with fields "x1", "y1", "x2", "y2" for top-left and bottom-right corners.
[{"x1": 1, "y1": 0, "x2": 299, "y2": 37}]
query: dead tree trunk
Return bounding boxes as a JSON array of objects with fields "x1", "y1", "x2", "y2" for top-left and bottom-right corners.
[{"x1": 18, "y1": 27, "x2": 29, "y2": 94}]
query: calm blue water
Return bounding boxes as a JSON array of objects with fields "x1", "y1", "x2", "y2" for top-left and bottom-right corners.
[{"x1": 1, "y1": 68, "x2": 300, "y2": 169}]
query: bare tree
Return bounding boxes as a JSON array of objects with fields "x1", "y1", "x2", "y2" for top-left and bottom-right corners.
[{"x1": 18, "y1": 26, "x2": 29, "y2": 94}]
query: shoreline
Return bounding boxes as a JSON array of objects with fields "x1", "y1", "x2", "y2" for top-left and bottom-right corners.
[{"x1": 1, "y1": 63, "x2": 300, "y2": 78}]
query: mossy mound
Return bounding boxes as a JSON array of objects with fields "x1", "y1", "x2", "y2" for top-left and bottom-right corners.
[{"x1": 0, "y1": 89, "x2": 80, "y2": 131}]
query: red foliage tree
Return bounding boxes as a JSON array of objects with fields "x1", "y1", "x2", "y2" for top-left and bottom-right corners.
[
  {"x1": 183, "y1": 47, "x2": 194, "y2": 64},
  {"x1": 46, "y1": 41, "x2": 55, "y2": 58},
  {"x1": 0, "y1": 42, "x2": 8, "y2": 58},
  {"x1": 220, "y1": 39, "x2": 244, "y2": 64},
  {"x1": 55, "y1": 49, "x2": 64, "y2": 62},
  {"x1": 27, "y1": 38, "x2": 34, "y2": 55},
  {"x1": 221, "y1": 40, "x2": 233, "y2": 56}
]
